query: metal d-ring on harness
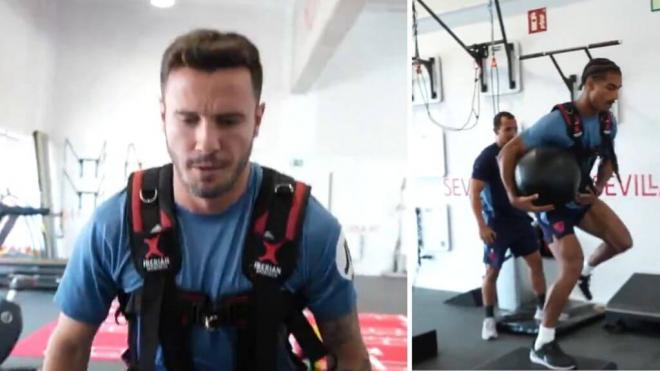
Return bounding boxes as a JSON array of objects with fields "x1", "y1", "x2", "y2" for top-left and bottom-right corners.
[
  {"x1": 139, "y1": 189, "x2": 158, "y2": 204},
  {"x1": 275, "y1": 183, "x2": 295, "y2": 195}
]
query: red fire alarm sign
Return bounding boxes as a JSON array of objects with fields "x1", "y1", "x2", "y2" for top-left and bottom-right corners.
[{"x1": 528, "y1": 8, "x2": 547, "y2": 34}]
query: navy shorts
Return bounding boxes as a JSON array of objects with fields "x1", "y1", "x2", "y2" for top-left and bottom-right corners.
[
  {"x1": 535, "y1": 205, "x2": 591, "y2": 244},
  {"x1": 482, "y1": 221, "x2": 539, "y2": 270}
]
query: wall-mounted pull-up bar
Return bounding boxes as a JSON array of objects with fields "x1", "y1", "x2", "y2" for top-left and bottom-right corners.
[{"x1": 519, "y1": 40, "x2": 621, "y2": 100}]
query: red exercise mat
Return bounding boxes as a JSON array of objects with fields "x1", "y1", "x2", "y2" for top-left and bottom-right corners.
[{"x1": 11, "y1": 303, "x2": 407, "y2": 370}]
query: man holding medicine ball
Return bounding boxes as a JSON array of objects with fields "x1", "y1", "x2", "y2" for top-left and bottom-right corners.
[{"x1": 499, "y1": 58, "x2": 632, "y2": 370}]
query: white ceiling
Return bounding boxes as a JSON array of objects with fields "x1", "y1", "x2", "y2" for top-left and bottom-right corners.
[
  {"x1": 366, "y1": 0, "x2": 406, "y2": 13},
  {"x1": 68, "y1": 0, "x2": 404, "y2": 12},
  {"x1": 57, "y1": 0, "x2": 405, "y2": 15}
]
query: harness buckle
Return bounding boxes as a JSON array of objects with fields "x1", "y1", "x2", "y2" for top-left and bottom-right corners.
[
  {"x1": 203, "y1": 313, "x2": 221, "y2": 330},
  {"x1": 274, "y1": 183, "x2": 294, "y2": 195}
]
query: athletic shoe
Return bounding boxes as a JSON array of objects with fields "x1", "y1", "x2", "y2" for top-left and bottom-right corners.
[
  {"x1": 534, "y1": 308, "x2": 570, "y2": 322},
  {"x1": 530, "y1": 340, "x2": 577, "y2": 370},
  {"x1": 577, "y1": 274, "x2": 593, "y2": 300},
  {"x1": 481, "y1": 317, "x2": 498, "y2": 340}
]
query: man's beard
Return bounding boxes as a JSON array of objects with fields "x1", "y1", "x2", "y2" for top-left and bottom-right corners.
[{"x1": 169, "y1": 143, "x2": 252, "y2": 199}]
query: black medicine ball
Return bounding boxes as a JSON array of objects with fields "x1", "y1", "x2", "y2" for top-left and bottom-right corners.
[{"x1": 514, "y1": 147, "x2": 581, "y2": 206}]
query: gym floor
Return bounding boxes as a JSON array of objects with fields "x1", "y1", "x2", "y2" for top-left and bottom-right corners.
[
  {"x1": 412, "y1": 288, "x2": 660, "y2": 370},
  {"x1": 1, "y1": 274, "x2": 405, "y2": 370}
]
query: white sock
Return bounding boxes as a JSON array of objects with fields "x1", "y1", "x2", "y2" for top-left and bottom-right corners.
[
  {"x1": 581, "y1": 262, "x2": 595, "y2": 276},
  {"x1": 534, "y1": 325, "x2": 556, "y2": 350}
]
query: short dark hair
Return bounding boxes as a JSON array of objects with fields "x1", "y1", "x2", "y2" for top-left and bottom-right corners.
[
  {"x1": 493, "y1": 111, "x2": 515, "y2": 132},
  {"x1": 160, "y1": 29, "x2": 263, "y2": 99},
  {"x1": 580, "y1": 58, "x2": 621, "y2": 89}
]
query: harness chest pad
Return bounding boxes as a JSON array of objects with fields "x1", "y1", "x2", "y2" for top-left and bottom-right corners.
[
  {"x1": 126, "y1": 165, "x2": 182, "y2": 277},
  {"x1": 243, "y1": 170, "x2": 311, "y2": 285}
]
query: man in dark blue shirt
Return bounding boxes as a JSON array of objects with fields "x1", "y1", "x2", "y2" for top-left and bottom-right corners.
[{"x1": 470, "y1": 111, "x2": 549, "y2": 341}]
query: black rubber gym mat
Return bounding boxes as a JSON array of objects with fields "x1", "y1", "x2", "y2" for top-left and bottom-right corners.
[
  {"x1": 475, "y1": 346, "x2": 617, "y2": 370},
  {"x1": 607, "y1": 273, "x2": 660, "y2": 316}
]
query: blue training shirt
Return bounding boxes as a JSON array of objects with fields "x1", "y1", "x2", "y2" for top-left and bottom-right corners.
[
  {"x1": 54, "y1": 163, "x2": 357, "y2": 370},
  {"x1": 472, "y1": 143, "x2": 531, "y2": 229},
  {"x1": 519, "y1": 109, "x2": 618, "y2": 155}
]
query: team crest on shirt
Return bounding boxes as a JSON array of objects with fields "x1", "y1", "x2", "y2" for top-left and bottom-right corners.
[
  {"x1": 335, "y1": 229, "x2": 354, "y2": 281},
  {"x1": 553, "y1": 221, "x2": 565, "y2": 234}
]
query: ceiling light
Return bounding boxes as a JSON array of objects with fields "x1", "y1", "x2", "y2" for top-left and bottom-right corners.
[{"x1": 150, "y1": 0, "x2": 175, "y2": 9}]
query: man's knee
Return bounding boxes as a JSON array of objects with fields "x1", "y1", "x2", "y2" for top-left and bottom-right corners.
[
  {"x1": 560, "y1": 257, "x2": 583, "y2": 278},
  {"x1": 616, "y1": 234, "x2": 633, "y2": 253},
  {"x1": 524, "y1": 251, "x2": 543, "y2": 271},
  {"x1": 484, "y1": 266, "x2": 500, "y2": 283},
  {"x1": 555, "y1": 240, "x2": 583, "y2": 278}
]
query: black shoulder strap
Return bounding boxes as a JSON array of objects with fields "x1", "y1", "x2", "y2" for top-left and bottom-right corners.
[
  {"x1": 552, "y1": 102, "x2": 597, "y2": 192},
  {"x1": 598, "y1": 111, "x2": 623, "y2": 185},
  {"x1": 127, "y1": 164, "x2": 180, "y2": 276},
  {"x1": 238, "y1": 167, "x2": 326, "y2": 371},
  {"x1": 243, "y1": 167, "x2": 309, "y2": 283},
  {"x1": 125, "y1": 164, "x2": 191, "y2": 371},
  {"x1": 553, "y1": 102, "x2": 583, "y2": 141}
]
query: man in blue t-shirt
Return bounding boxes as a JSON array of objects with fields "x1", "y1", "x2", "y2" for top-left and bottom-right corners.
[
  {"x1": 500, "y1": 58, "x2": 631, "y2": 369},
  {"x1": 43, "y1": 29, "x2": 370, "y2": 371},
  {"x1": 470, "y1": 111, "x2": 548, "y2": 341}
]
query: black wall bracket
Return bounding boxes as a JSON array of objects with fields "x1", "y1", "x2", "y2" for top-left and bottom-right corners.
[
  {"x1": 519, "y1": 40, "x2": 621, "y2": 100},
  {"x1": 415, "y1": 0, "x2": 515, "y2": 93}
]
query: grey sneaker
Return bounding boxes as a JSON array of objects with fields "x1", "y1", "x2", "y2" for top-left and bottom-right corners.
[{"x1": 530, "y1": 340, "x2": 577, "y2": 369}]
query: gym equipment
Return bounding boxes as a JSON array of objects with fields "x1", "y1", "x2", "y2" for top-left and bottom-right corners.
[
  {"x1": 497, "y1": 300, "x2": 605, "y2": 336},
  {"x1": 515, "y1": 147, "x2": 581, "y2": 206},
  {"x1": 0, "y1": 276, "x2": 37, "y2": 371},
  {"x1": 62, "y1": 139, "x2": 107, "y2": 209},
  {"x1": 412, "y1": 330, "x2": 437, "y2": 364},
  {"x1": 444, "y1": 287, "x2": 482, "y2": 306},
  {"x1": 33, "y1": 131, "x2": 58, "y2": 259},
  {"x1": 383, "y1": 178, "x2": 407, "y2": 277},
  {"x1": 415, "y1": 0, "x2": 518, "y2": 93},
  {"x1": 605, "y1": 273, "x2": 660, "y2": 334},
  {"x1": 519, "y1": 40, "x2": 621, "y2": 100},
  {"x1": 475, "y1": 347, "x2": 617, "y2": 370},
  {"x1": 0, "y1": 204, "x2": 49, "y2": 252},
  {"x1": 0, "y1": 259, "x2": 66, "y2": 290},
  {"x1": 0, "y1": 203, "x2": 66, "y2": 290},
  {"x1": 445, "y1": 287, "x2": 604, "y2": 335},
  {"x1": 0, "y1": 279, "x2": 22, "y2": 364}
]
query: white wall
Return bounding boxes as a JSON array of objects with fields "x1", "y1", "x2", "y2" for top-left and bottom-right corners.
[
  {"x1": 285, "y1": 8, "x2": 409, "y2": 275},
  {"x1": 5, "y1": 0, "x2": 407, "y2": 273},
  {"x1": 34, "y1": 0, "x2": 298, "y2": 254},
  {"x1": 0, "y1": 0, "x2": 56, "y2": 134},
  {"x1": 0, "y1": 1, "x2": 57, "y2": 254},
  {"x1": 413, "y1": 0, "x2": 660, "y2": 303}
]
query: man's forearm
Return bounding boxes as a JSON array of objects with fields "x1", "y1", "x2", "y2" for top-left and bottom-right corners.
[
  {"x1": 499, "y1": 148, "x2": 519, "y2": 200},
  {"x1": 332, "y1": 347, "x2": 372, "y2": 371},
  {"x1": 471, "y1": 200, "x2": 487, "y2": 228},
  {"x1": 595, "y1": 159, "x2": 614, "y2": 189},
  {"x1": 469, "y1": 181, "x2": 487, "y2": 228},
  {"x1": 319, "y1": 310, "x2": 371, "y2": 371}
]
